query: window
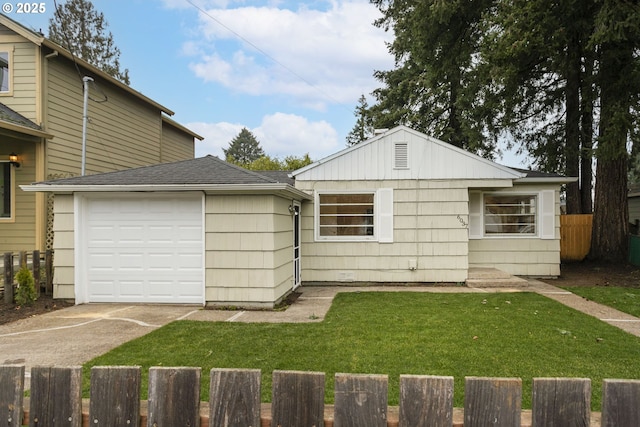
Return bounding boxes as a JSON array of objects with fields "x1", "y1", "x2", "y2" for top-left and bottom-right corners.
[
  {"x1": 0, "y1": 51, "x2": 9, "y2": 93},
  {"x1": 484, "y1": 194, "x2": 536, "y2": 235},
  {"x1": 1, "y1": 162, "x2": 12, "y2": 219},
  {"x1": 318, "y1": 193, "x2": 375, "y2": 238}
]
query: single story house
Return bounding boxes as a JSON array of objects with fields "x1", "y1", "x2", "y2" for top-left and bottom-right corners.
[{"x1": 24, "y1": 126, "x2": 575, "y2": 307}]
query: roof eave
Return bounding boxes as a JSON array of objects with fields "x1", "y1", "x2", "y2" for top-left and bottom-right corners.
[
  {"x1": 514, "y1": 177, "x2": 578, "y2": 184},
  {"x1": 161, "y1": 115, "x2": 204, "y2": 140},
  {"x1": 20, "y1": 183, "x2": 313, "y2": 200},
  {"x1": 0, "y1": 120, "x2": 54, "y2": 139}
]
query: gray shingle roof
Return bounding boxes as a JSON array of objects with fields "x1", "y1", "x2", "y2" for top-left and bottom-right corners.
[
  {"x1": 509, "y1": 167, "x2": 565, "y2": 179},
  {"x1": 38, "y1": 155, "x2": 292, "y2": 186},
  {"x1": 0, "y1": 102, "x2": 43, "y2": 131}
]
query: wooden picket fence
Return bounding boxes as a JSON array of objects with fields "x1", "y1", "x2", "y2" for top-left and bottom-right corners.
[
  {"x1": 1, "y1": 250, "x2": 54, "y2": 303},
  {"x1": 1, "y1": 366, "x2": 640, "y2": 426}
]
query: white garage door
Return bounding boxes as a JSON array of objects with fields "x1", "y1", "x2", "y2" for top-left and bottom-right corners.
[{"x1": 81, "y1": 193, "x2": 204, "y2": 304}]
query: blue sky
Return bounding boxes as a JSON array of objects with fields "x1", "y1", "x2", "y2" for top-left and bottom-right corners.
[{"x1": 8, "y1": 0, "x2": 526, "y2": 165}]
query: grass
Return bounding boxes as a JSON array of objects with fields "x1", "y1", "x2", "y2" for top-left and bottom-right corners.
[
  {"x1": 562, "y1": 286, "x2": 640, "y2": 317},
  {"x1": 83, "y1": 292, "x2": 640, "y2": 410}
]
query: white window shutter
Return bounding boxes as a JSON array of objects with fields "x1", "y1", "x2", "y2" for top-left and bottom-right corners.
[
  {"x1": 378, "y1": 188, "x2": 394, "y2": 243},
  {"x1": 540, "y1": 190, "x2": 556, "y2": 239},
  {"x1": 468, "y1": 191, "x2": 482, "y2": 239}
]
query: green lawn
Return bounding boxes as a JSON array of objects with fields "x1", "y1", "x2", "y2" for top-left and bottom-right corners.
[
  {"x1": 563, "y1": 286, "x2": 640, "y2": 317},
  {"x1": 84, "y1": 292, "x2": 640, "y2": 410}
]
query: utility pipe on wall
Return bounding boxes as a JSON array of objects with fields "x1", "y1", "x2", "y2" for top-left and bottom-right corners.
[{"x1": 81, "y1": 76, "x2": 94, "y2": 176}]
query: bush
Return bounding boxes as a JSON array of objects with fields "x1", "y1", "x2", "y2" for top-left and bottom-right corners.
[{"x1": 14, "y1": 266, "x2": 37, "y2": 306}]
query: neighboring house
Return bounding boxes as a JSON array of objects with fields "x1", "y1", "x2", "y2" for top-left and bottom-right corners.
[
  {"x1": 629, "y1": 184, "x2": 640, "y2": 234},
  {"x1": 24, "y1": 126, "x2": 575, "y2": 307},
  {"x1": 0, "y1": 14, "x2": 202, "y2": 253}
]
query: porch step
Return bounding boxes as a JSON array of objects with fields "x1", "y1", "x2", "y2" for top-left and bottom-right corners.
[{"x1": 466, "y1": 268, "x2": 529, "y2": 288}]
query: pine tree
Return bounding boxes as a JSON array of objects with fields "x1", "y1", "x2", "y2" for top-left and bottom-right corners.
[
  {"x1": 346, "y1": 95, "x2": 375, "y2": 146},
  {"x1": 48, "y1": 0, "x2": 130, "y2": 85},
  {"x1": 223, "y1": 128, "x2": 265, "y2": 165}
]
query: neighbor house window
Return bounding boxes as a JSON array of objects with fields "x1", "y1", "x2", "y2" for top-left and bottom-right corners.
[
  {"x1": 0, "y1": 51, "x2": 10, "y2": 93},
  {"x1": 318, "y1": 193, "x2": 375, "y2": 239},
  {"x1": 1, "y1": 162, "x2": 12, "y2": 219},
  {"x1": 484, "y1": 194, "x2": 537, "y2": 235}
]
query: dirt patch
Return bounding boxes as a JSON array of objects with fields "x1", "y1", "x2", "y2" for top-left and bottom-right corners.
[
  {"x1": 0, "y1": 294, "x2": 73, "y2": 326},
  {"x1": 549, "y1": 261, "x2": 640, "y2": 288}
]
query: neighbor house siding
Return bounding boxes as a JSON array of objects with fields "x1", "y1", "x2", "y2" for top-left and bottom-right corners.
[
  {"x1": 298, "y1": 179, "x2": 474, "y2": 284},
  {"x1": 468, "y1": 184, "x2": 561, "y2": 276},
  {"x1": 161, "y1": 123, "x2": 195, "y2": 162},
  {"x1": 205, "y1": 194, "x2": 294, "y2": 307},
  {"x1": 51, "y1": 193, "x2": 75, "y2": 299},
  {"x1": 45, "y1": 58, "x2": 162, "y2": 177},
  {"x1": 0, "y1": 35, "x2": 39, "y2": 121},
  {"x1": 0, "y1": 142, "x2": 37, "y2": 252}
]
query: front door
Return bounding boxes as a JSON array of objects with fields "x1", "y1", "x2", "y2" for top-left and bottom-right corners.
[{"x1": 293, "y1": 202, "x2": 301, "y2": 289}]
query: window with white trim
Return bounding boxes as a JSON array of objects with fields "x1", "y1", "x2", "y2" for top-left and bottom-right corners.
[
  {"x1": 318, "y1": 193, "x2": 374, "y2": 238},
  {"x1": 316, "y1": 189, "x2": 394, "y2": 242},
  {"x1": 1, "y1": 162, "x2": 13, "y2": 219},
  {"x1": 484, "y1": 194, "x2": 537, "y2": 235},
  {"x1": 0, "y1": 51, "x2": 10, "y2": 93}
]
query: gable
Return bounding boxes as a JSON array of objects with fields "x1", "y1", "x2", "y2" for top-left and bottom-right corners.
[{"x1": 292, "y1": 126, "x2": 524, "y2": 181}]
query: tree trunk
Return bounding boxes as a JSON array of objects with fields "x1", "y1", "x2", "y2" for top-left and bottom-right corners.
[
  {"x1": 564, "y1": 33, "x2": 582, "y2": 214},
  {"x1": 579, "y1": 53, "x2": 594, "y2": 214},
  {"x1": 589, "y1": 41, "x2": 631, "y2": 262}
]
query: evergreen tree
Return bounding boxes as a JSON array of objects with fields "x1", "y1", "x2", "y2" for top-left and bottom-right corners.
[
  {"x1": 223, "y1": 128, "x2": 265, "y2": 165},
  {"x1": 346, "y1": 95, "x2": 375, "y2": 146},
  {"x1": 48, "y1": 0, "x2": 130, "y2": 85}
]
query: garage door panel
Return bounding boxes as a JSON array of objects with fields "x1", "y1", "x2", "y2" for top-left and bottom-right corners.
[{"x1": 84, "y1": 194, "x2": 204, "y2": 304}]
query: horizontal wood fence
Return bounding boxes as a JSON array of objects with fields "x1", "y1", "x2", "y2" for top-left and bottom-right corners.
[
  {"x1": 560, "y1": 214, "x2": 593, "y2": 262},
  {"x1": 1, "y1": 250, "x2": 53, "y2": 303},
  {"x1": 2, "y1": 365, "x2": 640, "y2": 426}
]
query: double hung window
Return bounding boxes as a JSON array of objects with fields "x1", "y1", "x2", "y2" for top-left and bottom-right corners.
[
  {"x1": 318, "y1": 193, "x2": 375, "y2": 238},
  {"x1": 484, "y1": 194, "x2": 537, "y2": 235}
]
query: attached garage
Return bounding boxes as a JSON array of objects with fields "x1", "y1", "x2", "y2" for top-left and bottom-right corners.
[
  {"x1": 23, "y1": 156, "x2": 311, "y2": 307},
  {"x1": 78, "y1": 193, "x2": 204, "y2": 304}
]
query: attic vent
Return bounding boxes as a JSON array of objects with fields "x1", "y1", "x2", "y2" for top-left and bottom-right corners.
[{"x1": 394, "y1": 142, "x2": 408, "y2": 169}]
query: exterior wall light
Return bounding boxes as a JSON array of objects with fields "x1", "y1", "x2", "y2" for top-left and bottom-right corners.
[{"x1": 9, "y1": 153, "x2": 20, "y2": 168}]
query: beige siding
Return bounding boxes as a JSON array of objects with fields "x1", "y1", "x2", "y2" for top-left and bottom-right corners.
[
  {"x1": 51, "y1": 194, "x2": 75, "y2": 300},
  {"x1": 161, "y1": 123, "x2": 195, "y2": 162},
  {"x1": 0, "y1": 141, "x2": 37, "y2": 252},
  {"x1": 297, "y1": 180, "x2": 469, "y2": 284},
  {"x1": 44, "y1": 58, "x2": 163, "y2": 176},
  {"x1": 0, "y1": 34, "x2": 38, "y2": 121},
  {"x1": 468, "y1": 184, "x2": 561, "y2": 276},
  {"x1": 205, "y1": 194, "x2": 294, "y2": 307}
]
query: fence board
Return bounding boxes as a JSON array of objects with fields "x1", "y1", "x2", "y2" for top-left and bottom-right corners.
[
  {"x1": 560, "y1": 214, "x2": 593, "y2": 261},
  {"x1": 464, "y1": 377, "x2": 522, "y2": 427},
  {"x1": 209, "y1": 368, "x2": 261, "y2": 427},
  {"x1": 147, "y1": 366, "x2": 201, "y2": 427},
  {"x1": 334, "y1": 373, "x2": 388, "y2": 427},
  {"x1": 3, "y1": 252, "x2": 13, "y2": 303},
  {"x1": 532, "y1": 377, "x2": 590, "y2": 427},
  {"x1": 399, "y1": 375, "x2": 453, "y2": 427},
  {"x1": 602, "y1": 379, "x2": 640, "y2": 427},
  {"x1": 29, "y1": 366, "x2": 82, "y2": 427},
  {"x1": 271, "y1": 370, "x2": 325, "y2": 427},
  {"x1": 89, "y1": 366, "x2": 141, "y2": 427},
  {"x1": 0, "y1": 365, "x2": 25, "y2": 427}
]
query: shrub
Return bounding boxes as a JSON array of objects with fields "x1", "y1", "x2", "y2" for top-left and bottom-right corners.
[{"x1": 14, "y1": 266, "x2": 37, "y2": 306}]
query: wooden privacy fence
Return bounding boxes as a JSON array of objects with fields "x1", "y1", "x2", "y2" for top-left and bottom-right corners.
[
  {"x1": 560, "y1": 214, "x2": 593, "y2": 262},
  {"x1": 2, "y1": 366, "x2": 640, "y2": 427},
  {"x1": 1, "y1": 250, "x2": 54, "y2": 303}
]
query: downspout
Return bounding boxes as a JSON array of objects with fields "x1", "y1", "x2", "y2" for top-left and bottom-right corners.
[{"x1": 81, "y1": 76, "x2": 93, "y2": 176}]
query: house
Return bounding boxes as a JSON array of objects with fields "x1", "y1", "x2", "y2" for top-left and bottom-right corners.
[
  {"x1": 24, "y1": 156, "x2": 310, "y2": 306},
  {"x1": 24, "y1": 126, "x2": 575, "y2": 307},
  {"x1": 0, "y1": 14, "x2": 202, "y2": 253},
  {"x1": 291, "y1": 126, "x2": 574, "y2": 283}
]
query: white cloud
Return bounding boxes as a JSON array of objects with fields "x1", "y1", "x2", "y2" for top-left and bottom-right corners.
[
  {"x1": 185, "y1": 0, "x2": 393, "y2": 108},
  {"x1": 189, "y1": 112, "x2": 339, "y2": 160}
]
